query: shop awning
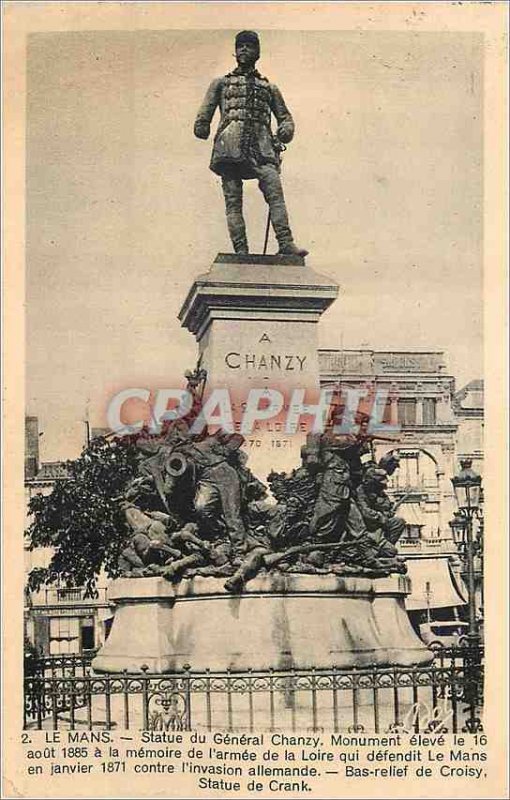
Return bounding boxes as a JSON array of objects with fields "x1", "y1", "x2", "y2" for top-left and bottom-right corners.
[
  {"x1": 97, "y1": 606, "x2": 115, "y2": 622},
  {"x1": 405, "y1": 556, "x2": 467, "y2": 611}
]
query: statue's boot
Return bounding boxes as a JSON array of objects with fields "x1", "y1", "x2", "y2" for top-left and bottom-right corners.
[
  {"x1": 222, "y1": 176, "x2": 249, "y2": 254},
  {"x1": 258, "y1": 166, "x2": 308, "y2": 257},
  {"x1": 278, "y1": 242, "x2": 309, "y2": 257},
  {"x1": 384, "y1": 516, "x2": 406, "y2": 544},
  {"x1": 224, "y1": 549, "x2": 266, "y2": 593}
]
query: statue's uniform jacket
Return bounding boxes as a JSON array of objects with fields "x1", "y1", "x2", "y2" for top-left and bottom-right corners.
[{"x1": 194, "y1": 69, "x2": 295, "y2": 179}]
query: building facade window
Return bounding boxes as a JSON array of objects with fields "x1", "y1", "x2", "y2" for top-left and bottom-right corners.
[
  {"x1": 397, "y1": 399, "x2": 417, "y2": 426},
  {"x1": 48, "y1": 616, "x2": 96, "y2": 654},
  {"x1": 402, "y1": 524, "x2": 422, "y2": 541},
  {"x1": 422, "y1": 398, "x2": 437, "y2": 425},
  {"x1": 381, "y1": 398, "x2": 393, "y2": 424},
  {"x1": 49, "y1": 617, "x2": 80, "y2": 655},
  {"x1": 80, "y1": 618, "x2": 95, "y2": 651}
]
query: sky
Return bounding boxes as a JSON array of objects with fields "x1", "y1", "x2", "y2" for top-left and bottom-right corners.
[{"x1": 26, "y1": 28, "x2": 483, "y2": 461}]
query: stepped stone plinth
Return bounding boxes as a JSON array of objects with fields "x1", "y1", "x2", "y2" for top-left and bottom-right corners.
[{"x1": 92, "y1": 574, "x2": 433, "y2": 674}]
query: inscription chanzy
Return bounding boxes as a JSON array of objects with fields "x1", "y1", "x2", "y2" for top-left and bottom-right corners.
[{"x1": 225, "y1": 352, "x2": 307, "y2": 371}]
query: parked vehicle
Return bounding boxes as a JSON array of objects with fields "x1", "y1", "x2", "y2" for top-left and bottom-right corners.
[{"x1": 419, "y1": 620, "x2": 469, "y2": 647}]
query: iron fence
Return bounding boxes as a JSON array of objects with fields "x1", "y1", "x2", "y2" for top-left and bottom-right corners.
[
  {"x1": 25, "y1": 652, "x2": 96, "y2": 678},
  {"x1": 24, "y1": 645, "x2": 483, "y2": 734}
]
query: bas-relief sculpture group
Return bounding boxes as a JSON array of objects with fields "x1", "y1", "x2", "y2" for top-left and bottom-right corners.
[{"x1": 117, "y1": 368, "x2": 408, "y2": 592}]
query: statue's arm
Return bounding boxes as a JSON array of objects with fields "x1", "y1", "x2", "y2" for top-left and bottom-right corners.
[
  {"x1": 270, "y1": 83, "x2": 295, "y2": 144},
  {"x1": 149, "y1": 511, "x2": 172, "y2": 524},
  {"x1": 356, "y1": 488, "x2": 386, "y2": 525},
  {"x1": 194, "y1": 78, "x2": 222, "y2": 140},
  {"x1": 382, "y1": 498, "x2": 397, "y2": 517},
  {"x1": 132, "y1": 533, "x2": 151, "y2": 559}
]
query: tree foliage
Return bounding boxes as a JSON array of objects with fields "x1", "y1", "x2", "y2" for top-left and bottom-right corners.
[{"x1": 26, "y1": 435, "x2": 141, "y2": 596}]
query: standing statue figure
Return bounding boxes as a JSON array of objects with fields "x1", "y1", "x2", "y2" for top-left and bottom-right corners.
[{"x1": 194, "y1": 30, "x2": 308, "y2": 257}]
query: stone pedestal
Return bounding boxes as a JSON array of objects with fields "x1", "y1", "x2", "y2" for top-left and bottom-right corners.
[
  {"x1": 178, "y1": 254, "x2": 339, "y2": 476},
  {"x1": 91, "y1": 574, "x2": 433, "y2": 674}
]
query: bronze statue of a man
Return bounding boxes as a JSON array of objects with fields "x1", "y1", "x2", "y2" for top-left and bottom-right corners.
[{"x1": 194, "y1": 30, "x2": 308, "y2": 257}]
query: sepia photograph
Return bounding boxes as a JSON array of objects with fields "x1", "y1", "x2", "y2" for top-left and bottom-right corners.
[{"x1": 2, "y1": 2, "x2": 508, "y2": 798}]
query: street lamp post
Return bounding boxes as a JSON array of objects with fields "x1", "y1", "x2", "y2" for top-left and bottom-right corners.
[
  {"x1": 450, "y1": 459, "x2": 482, "y2": 645},
  {"x1": 450, "y1": 459, "x2": 483, "y2": 732},
  {"x1": 476, "y1": 511, "x2": 484, "y2": 615}
]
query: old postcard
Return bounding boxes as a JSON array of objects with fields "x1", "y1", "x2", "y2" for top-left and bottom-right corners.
[{"x1": 2, "y1": 2, "x2": 508, "y2": 798}]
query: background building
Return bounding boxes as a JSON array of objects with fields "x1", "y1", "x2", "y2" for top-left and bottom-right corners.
[
  {"x1": 24, "y1": 417, "x2": 112, "y2": 656},
  {"x1": 453, "y1": 379, "x2": 484, "y2": 474},
  {"x1": 318, "y1": 349, "x2": 484, "y2": 638}
]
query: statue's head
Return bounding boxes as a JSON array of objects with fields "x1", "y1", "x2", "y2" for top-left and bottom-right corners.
[
  {"x1": 300, "y1": 444, "x2": 321, "y2": 474},
  {"x1": 378, "y1": 449, "x2": 401, "y2": 476},
  {"x1": 235, "y1": 30, "x2": 260, "y2": 68},
  {"x1": 364, "y1": 467, "x2": 388, "y2": 492}
]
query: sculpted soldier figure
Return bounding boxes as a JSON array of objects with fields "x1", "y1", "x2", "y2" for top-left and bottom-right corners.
[
  {"x1": 178, "y1": 431, "x2": 248, "y2": 547},
  {"x1": 355, "y1": 467, "x2": 406, "y2": 549},
  {"x1": 117, "y1": 503, "x2": 181, "y2": 576},
  {"x1": 194, "y1": 30, "x2": 308, "y2": 257}
]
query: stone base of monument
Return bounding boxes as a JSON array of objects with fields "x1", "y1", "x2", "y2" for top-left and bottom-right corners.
[{"x1": 92, "y1": 573, "x2": 432, "y2": 674}]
